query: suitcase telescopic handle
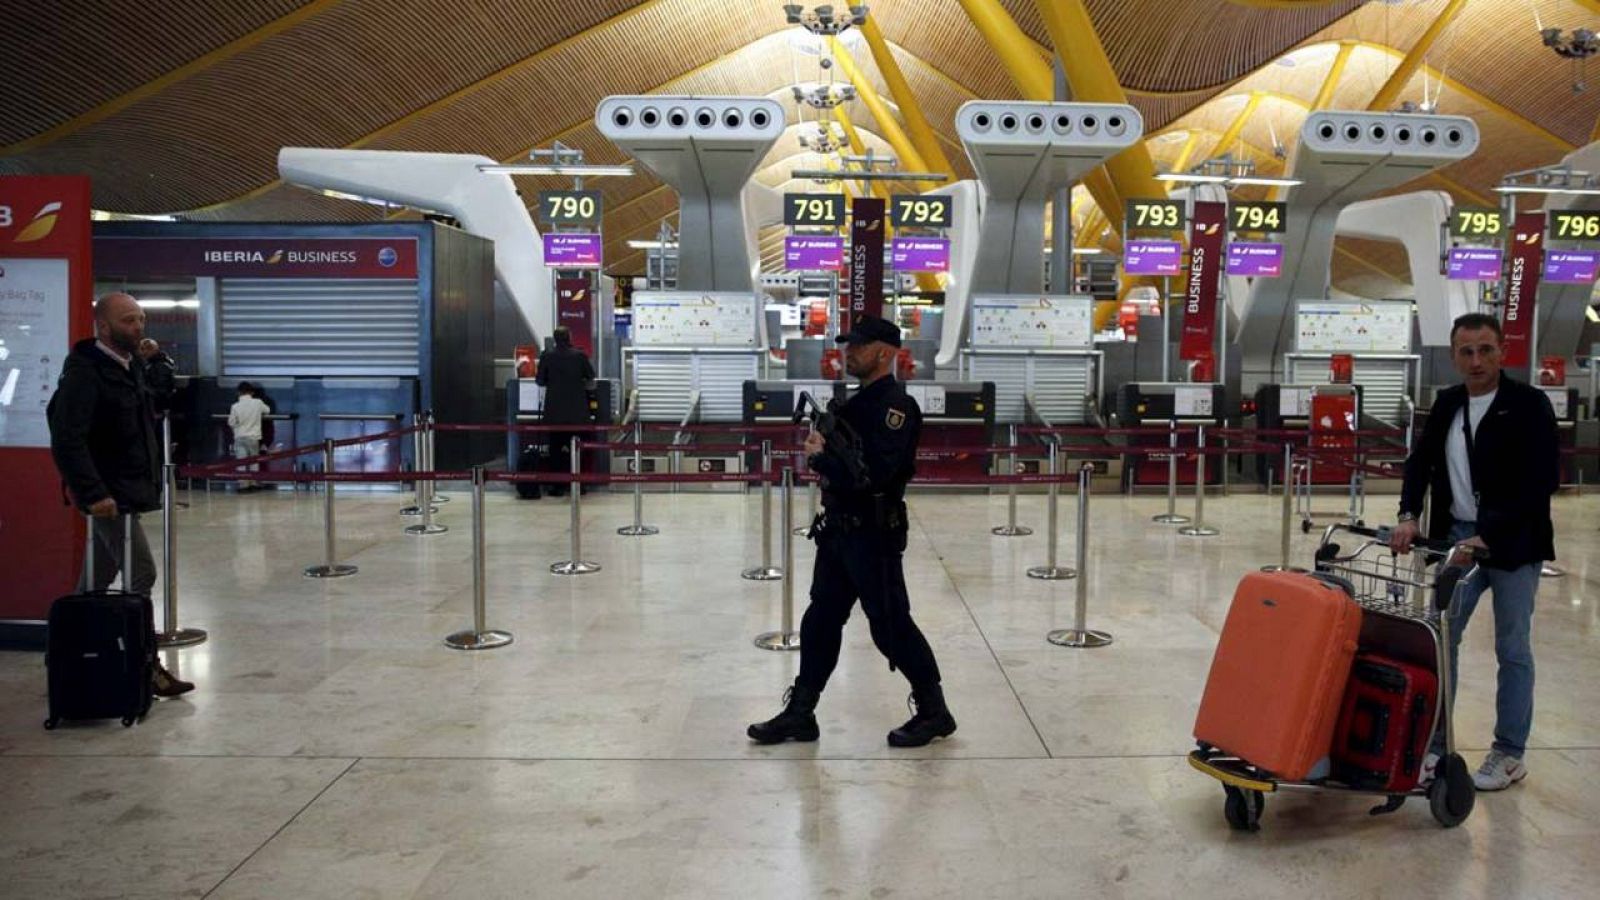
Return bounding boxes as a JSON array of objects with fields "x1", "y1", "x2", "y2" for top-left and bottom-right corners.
[{"x1": 82, "y1": 509, "x2": 136, "y2": 589}]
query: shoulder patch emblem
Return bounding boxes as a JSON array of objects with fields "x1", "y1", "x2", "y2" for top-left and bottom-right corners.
[{"x1": 886, "y1": 408, "x2": 906, "y2": 430}]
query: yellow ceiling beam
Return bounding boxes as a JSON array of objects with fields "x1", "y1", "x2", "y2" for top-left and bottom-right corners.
[
  {"x1": 1311, "y1": 41, "x2": 1356, "y2": 111},
  {"x1": 860, "y1": 14, "x2": 956, "y2": 177},
  {"x1": 1368, "y1": 0, "x2": 1471, "y2": 112},
  {"x1": 3, "y1": 0, "x2": 343, "y2": 156},
  {"x1": 1169, "y1": 132, "x2": 1203, "y2": 174},
  {"x1": 827, "y1": 37, "x2": 937, "y2": 191},
  {"x1": 1205, "y1": 91, "x2": 1266, "y2": 163},
  {"x1": 1428, "y1": 172, "x2": 1495, "y2": 207}
]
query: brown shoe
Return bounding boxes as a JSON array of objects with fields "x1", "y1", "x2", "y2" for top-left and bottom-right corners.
[{"x1": 152, "y1": 663, "x2": 195, "y2": 698}]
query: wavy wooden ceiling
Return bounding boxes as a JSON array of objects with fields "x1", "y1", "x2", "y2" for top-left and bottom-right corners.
[{"x1": 1, "y1": 0, "x2": 1595, "y2": 295}]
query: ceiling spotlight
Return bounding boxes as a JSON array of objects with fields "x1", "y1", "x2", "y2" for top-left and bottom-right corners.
[
  {"x1": 1543, "y1": 26, "x2": 1600, "y2": 92},
  {"x1": 791, "y1": 82, "x2": 857, "y2": 109},
  {"x1": 783, "y1": 3, "x2": 868, "y2": 36}
]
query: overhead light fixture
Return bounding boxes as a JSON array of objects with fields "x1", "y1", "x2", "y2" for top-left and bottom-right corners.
[
  {"x1": 478, "y1": 164, "x2": 634, "y2": 177},
  {"x1": 1493, "y1": 184, "x2": 1600, "y2": 196},
  {"x1": 1072, "y1": 248, "x2": 1105, "y2": 256},
  {"x1": 627, "y1": 240, "x2": 678, "y2": 250},
  {"x1": 135, "y1": 299, "x2": 200, "y2": 310},
  {"x1": 1155, "y1": 173, "x2": 1302, "y2": 188},
  {"x1": 1496, "y1": 164, "x2": 1600, "y2": 195},
  {"x1": 1157, "y1": 173, "x2": 1229, "y2": 184},
  {"x1": 1228, "y1": 176, "x2": 1304, "y2": 187}
]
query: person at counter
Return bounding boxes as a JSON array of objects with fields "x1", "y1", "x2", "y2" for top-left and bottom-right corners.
[
  {"x1": 48, "y1": 292, "x2": 194, "y2": 698},
  {"x1": 228, "y1": 382, "x2": 271, "y2": 493},
  {"x1": 536, "y1": 326, "x2": 595, "y2": 497},
  {"x1": 747, "y1": 316, "x2": 955, "y2": 748}
]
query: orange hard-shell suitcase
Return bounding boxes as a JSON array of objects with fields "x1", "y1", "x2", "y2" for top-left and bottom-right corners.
[{"x1": 1194, "y1": 571, "x2": 1362, "y2": 780}]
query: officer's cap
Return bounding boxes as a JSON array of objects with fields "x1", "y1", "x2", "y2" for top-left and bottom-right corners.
[{"x1": 834, "y1": 316, "x2": 902, "y2": 349}]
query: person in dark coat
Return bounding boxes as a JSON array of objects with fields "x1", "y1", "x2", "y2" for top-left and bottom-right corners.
[
  {"x1": 535, "y1": 326, "x2": 595, "y2": 497},
  {"x1": 1389, "y1": 312, "x2": 1557, "y2": 791},
  {"x1": 48, "y1": 293, "x2": 193, "y2": 697},
  {"x1": 747, "y1": 316, "x2": 954, "y2": 748}
]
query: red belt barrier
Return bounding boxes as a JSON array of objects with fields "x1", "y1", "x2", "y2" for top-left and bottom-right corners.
[
  {"x1": 1214, "y1": 427, "x2": 1407, "y2": 440},
  {"x1": 1018, "y1": 425, "x2": 1197, "y2": 437},
  {"x1": 435, "y1": 422, "x2": 807, "y2": 435},
  {"x1": 329, "y1": 425, "x2": 416, "y2": 449},
  {"x1": 571, "y1": 442, "x2": 766, "y2": 454}
]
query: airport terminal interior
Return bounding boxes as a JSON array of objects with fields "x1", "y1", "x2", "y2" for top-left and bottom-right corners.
[{"x1": 3, "y1": 1, "x2": 1600, "y2": 897}]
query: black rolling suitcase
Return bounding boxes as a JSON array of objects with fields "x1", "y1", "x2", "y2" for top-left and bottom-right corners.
[
  {"x1": 515, "y1": 443, "x2": 544, "y2": 499},
  {"x1": 44, "y1": 514, "x2": 155, "y2": 729}
]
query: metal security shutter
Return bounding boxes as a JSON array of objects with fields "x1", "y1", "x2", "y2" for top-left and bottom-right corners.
[
  {"x1": 1287, "y1": 355, "x2": 1414, "y2": 425},
  {"x1": 633, "y1": 350, "x2": 759, "y2": 422},
  {"x1": 966, "y1": 352, "x2": 1095, "y2": 424},
  {"x1": 220, "y1": 278, "x2": 421, "y2": 376}
]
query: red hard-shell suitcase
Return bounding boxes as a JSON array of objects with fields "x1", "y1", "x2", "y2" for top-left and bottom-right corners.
[
  {"x1": 1194, "y1": 571, "x2": 1362, "y2": 780},
  {"x1": 1330, "y1": 652, "x2": 1438, "y2": 792}
]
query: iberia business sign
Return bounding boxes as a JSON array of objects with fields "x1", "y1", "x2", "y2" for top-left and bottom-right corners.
[{"x1": 93, "y1": 236, "x2": 420, "y2": 279}]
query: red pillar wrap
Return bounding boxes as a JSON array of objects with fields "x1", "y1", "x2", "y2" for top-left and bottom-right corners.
[
  {"x1": 848, "y1": 197, "x2": 885, "y2": 326},
  {"x1": 0, "y1": 175, "x2": 93, "y2": 622},
  {"x1": 1501, "y1": 212, "x2": 1544, "y2": 368},
  {"x1": 1179, "y1": 201, "x2": 1226, "y2": 361},
  {"x1": 555, "y1": 276, "x2": 595, "y2": 357}
]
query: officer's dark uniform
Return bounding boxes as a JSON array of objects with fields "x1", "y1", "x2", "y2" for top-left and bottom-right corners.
[
  {"x1": 536, "y1": 329, "x2": 595, "y2": 497},
  {"x1": 748, "y1": 316, "x2": 955, "y2": 748}
]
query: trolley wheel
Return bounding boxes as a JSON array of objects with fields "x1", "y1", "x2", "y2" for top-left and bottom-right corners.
[
  {"x1": 121, "y1": 716, "x2": 136, "y2": 728},
  {"x1": 43, "y1": 717, "x2": 57, "y2": 730},
  {"x1": 1428, "y1": 753, "x2": 1475, "y2": 828},
  {"x1": 1301, "y1": 519, "x2": 1313, "y2": 534},
  {"x1": 1223, "y1": 786, "x2": 1265, "y2": 832}
]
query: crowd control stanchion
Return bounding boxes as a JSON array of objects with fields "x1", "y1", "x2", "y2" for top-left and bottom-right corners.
[
  {"x1": 617, "y1": 421, "x2": 658, "y2": 537},
  {"x1": 445, "y1": 466, "x2": 513, "y2": 651},
  {"x1": 155, "y1": 461, "x2": 206, "y2": 648},
  {"x1": 794, "y1": 478, "x2": 816, "y2": 536},
  {"x1": 304, "y1": 439, "x2": 358, "y2": 579},
  {"x1": 992, "y1": 423, "x2": 1033, "y2": 537},
  {"x1": 1048, "y1": 464, "x2": 1112, "y2": 648},
  {"x1": 550, "y1": 438, "x2": 600, "y2": 575},
  {"x1": 161, "y1": 412, "x2": 190, "y2": 510},
  {"x1": 755, "y1": 467, "x2": 802, "y2": 651},
  {"x1": 742, "y1": 439, "x2": 783, "y2": 581},
  {"x1": 1179, "y1": 425, "x2": 1219, "y2": 537},
  {"x1": 400, "y1": 414, "x2": 434, "y2": 517},
  {"x1": 404, "y1": 441, "x2": 448, "y2": 535},
  {"x1": 1027, "y1": 441, "x2": 1077, "y2": 580},
  {"x1": 1152, "y1": 419, "x2": 1191, "y2": 524},
  {"x1": 424, "y1": 411, "x2": 449, "y2": 505},
  {"x1": 1262, "y1": 444, "x2": 1304, "y2": 573}
]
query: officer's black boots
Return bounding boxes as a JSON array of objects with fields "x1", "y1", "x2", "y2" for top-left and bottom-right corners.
[
  {"x1": 887, "y1": 684, "x2": 957, "y2": 747},
  {"x1": 747, "y1": 682, "x2": 821, "y2": 744}
]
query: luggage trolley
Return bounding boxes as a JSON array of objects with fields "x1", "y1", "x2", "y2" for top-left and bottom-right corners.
[{"x1": 1189, "y1": 523, "x2": 1481, "y2": 830}]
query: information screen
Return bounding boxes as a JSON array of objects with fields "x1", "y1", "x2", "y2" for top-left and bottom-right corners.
[
  {"x1": 1295, "y1": 301, "x2": 1412, "y2": 353},
  {"x1": 0, "y1": 258, "x2": 70, "y2": 448},
  {"x1": 969, "y1": 295, "x2": 1093, "y2": 349}
]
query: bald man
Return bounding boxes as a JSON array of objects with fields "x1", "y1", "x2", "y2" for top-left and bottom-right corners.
[{"x1": 48, "y1": 293, "x2": 192, "y2": 697}]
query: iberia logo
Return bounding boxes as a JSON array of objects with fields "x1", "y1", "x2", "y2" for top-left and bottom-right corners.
[
  {"x1": 267, "y1": 250, "x2": 284, "y2": 264},
  {"x1": 11, "y1": 201, "x2": 62, "y2": 243},
  {"x1": 1518, "y1": 230, "x2": 1542, "y2": 246},
  {"x1": 1200, "y1": 223, "x2": 1222, "y2": 236}
]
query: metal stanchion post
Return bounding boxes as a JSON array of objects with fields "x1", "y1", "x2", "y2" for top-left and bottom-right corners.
[
  {"x1": 551, "y1": 438, "x2": 600, "y2": 575},
  {"x1": 993, "y1": 423, "x2": 1033, "y2": 537},
  {"x1": 304, "y1": 439, "x2": 358, "y2": 578},
  {"x1": 426, "y1": 411, "x2": 449, "y2": 504},
  {"x1": 1262, "y1": 444, "x2": 1305, "y2": 573},
  {"x1": 755, "y1": 468, "x2": 802, "y2": 651},
  {"x1": 155, "y1": 461, "x2": 206, "y2": 647},
  {"x1": 445, "y1": 466, "x2": 513, "y2": 650},
  {"x1": 1048, "y1": 464, "x2": 1112, "y2": 648},
  {"x1": 1027, "y1": 441, "x2": 1077, "y2": 580},
  {"x1": 161, "y1": 412, "x2": 189, "y2": 510},
  {"x1": 404, "y1": 428, "x2": 447, "y2": 534},
  {"x1": 1152, "y1": 419, "x2": 1191, "y2": 524},
  {"x1": 742, "y1": 439, "x2": 783, "y2": 581},
  {"x1": 1179, "y1": 425, "x2": 1219, "y2": 537},
  {"x1": 618, "y1": 420, "x2": 658, "y2": 536},
  {"x1": 794, "y1": 477, "x2": 816, "y2": 536},
  {"x1": 400, "y1": 414, "x2": 434, "y2": 517}
]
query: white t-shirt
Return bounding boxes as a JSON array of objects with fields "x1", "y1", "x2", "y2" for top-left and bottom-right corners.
[
  {"x1": 228, "y1": 396, "x2": 270, "y2": 441},
  {"x1": 1446, "y1": 389, "x2": 1496, "y2": 522}
]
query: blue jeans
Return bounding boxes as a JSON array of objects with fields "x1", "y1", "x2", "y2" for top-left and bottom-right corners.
[{"x1": 1439, "y1": 520, "x2": 1539, "y2": 758}]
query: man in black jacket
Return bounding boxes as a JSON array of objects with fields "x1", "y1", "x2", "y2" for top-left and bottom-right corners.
[
  {"x1": 1390, "y1": 312, "x2": 1556, "y2": 790},
  {"x1": 535, "y1": 326, "x2": 595, "y2": 497},
  {"x1": 48, "y1": 293, "x2": 193, "y2": 697},
  {"x1": 747, "y1": 316, "x2": 954, "y2": 748}
]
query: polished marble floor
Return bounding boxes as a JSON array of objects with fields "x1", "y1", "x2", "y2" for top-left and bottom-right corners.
[{"x1": 2, "y1": 484, "x2": 1597, "y2": 898}]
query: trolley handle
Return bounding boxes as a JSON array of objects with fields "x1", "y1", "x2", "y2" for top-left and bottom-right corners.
[
  {"x1": 1333, "y1": 522, "x2": 1482, "y2": 561},
  {"x1": 1323, "y1": 522, "x2": 1483, "y2": 612}
]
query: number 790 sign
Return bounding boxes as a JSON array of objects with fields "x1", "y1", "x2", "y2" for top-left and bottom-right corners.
[{"x1": 537, "y1": 190, "x2": 602, "y2": 225}]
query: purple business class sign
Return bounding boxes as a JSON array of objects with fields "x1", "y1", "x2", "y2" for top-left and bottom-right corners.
[
  {"x1": 1122, "y1": 239, "x2": 1182, "y2": 276},
  {"x1": 1543, "y1": 250, "x2": 1600, "y2": 284},
  {"x1": 890, "y1": 237, "x2": 950, "y2": 273},
  {"x1": 1226, "y1": 242, "x2": 1283, "y2": 277},
  {"x1": 542, "y1": 233, "x2": 602, "y2": 268},
  {"x1": 784, "y1": 235, "x2": 844, "y2": 270},
  {"x1": 1446, "y1": 247, "x2": 1503, "y2": 281}
]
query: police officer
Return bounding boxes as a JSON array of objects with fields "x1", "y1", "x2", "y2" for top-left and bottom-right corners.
[
  {"x1": 536, "y1": 326, "x2": 595, "y2": 497},
  {"x1": 748, "y1": 316, "x2": 955, "y2": 748}
]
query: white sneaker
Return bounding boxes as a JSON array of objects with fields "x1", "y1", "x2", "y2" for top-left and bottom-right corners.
[
  {"x1": 1419, "y1": 751, "x2": 1441, "y2": 786},
  {"x1": 1472, "y1": 750, "x2": 1527, "y2": 791}
]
